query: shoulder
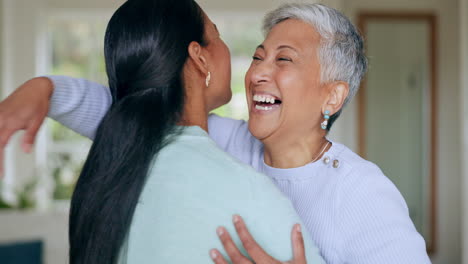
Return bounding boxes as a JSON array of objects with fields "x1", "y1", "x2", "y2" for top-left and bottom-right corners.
[
  {"x1": 208, "y1": 114, "x2": 261, "y2": 162},
  {"x1": 330, "y1": 143, "x2": 429, "y2": 263},
  {"x1": 208, "y1": 114, "x2": 253, "y2": 142},
  {"x1": 156, "y1": 131, "x2": 264, "y2": 184},
  {"x1": 332, "y1": 142, "x2": 400, "y2": 200},
  {"x1": 208, "y1": 113, "x2": 246, "y2": 129},
  {"x1": 328, "y1": 142, "x2": 413, "y2": 230},
  {"x1": 208, "y1": 114, "x2": 249, "y2": 142}
]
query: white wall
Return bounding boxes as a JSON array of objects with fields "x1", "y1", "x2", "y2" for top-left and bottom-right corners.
[
  {"x1": 343, "y1": 0, "x2": 461, "y2": 263},
  {"x1": 461, "y1": 0, "x2": 468, "y2": 262}
]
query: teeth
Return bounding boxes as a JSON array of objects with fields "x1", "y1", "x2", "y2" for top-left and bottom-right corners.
[
  {"x1": 255, "y1": 105, "x2": 273, "y2": 111},
  {"x1": 253, "y1": 94, "x2": 277, "y2": 104}
]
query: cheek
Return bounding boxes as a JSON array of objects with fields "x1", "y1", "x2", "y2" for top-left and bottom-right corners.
[
  {"x1": 276, "y1": 70, "x2": 304, "y2": 105},
  {"x1": 278, "y1": 71, "x2": 322, "y2": 119},
  {"x1": 220, "y1": 47, "x2": 231, "y2": 81},
  {"x1": 218, "y1": 46, "x2": 232, "y2": 102},
  {"x1": 211, "y1": 45, "x2": 230, "y2": 82},
  {"x1": 276, "y1": 70, "x2": 296, "y2": 90},
  {"x1": 223, "y1": 47, "x2": 231, "y2": 67},
  {"x1": 244, "y1": 66, "x2": 253, "y2": 91},
  {"x1": 244, "y1": 66, "x2": 254, "y2": 99}
]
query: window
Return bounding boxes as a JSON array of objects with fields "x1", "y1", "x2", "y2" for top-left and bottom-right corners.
[
  {"x1": 44, "y1": 13, "x2": 262, "y2": 203},
  {"x1": 46, "y1": 16, "x2": 108, "y2": 202}
]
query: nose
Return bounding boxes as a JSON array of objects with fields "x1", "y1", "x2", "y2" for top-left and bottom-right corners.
[{"x1": 249, "y1": 61, "x2": 273, "y2": 85}]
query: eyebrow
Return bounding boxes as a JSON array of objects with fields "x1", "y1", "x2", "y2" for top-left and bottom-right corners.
[
  {"x1": 278, "y1": 45, "x2": 298, "y2": 52},
  {"x1": 256, "y1": 44, "x2": 298, "y2": 53}
]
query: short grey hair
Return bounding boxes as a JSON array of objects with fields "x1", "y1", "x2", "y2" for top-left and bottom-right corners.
[{"x1": 263, "y1": 3, "x2": 368, "y2": 130}]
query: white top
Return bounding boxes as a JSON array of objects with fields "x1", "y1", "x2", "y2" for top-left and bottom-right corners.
[{"x1": 47, "y1": 76, "x2": 431, "y2": 264}]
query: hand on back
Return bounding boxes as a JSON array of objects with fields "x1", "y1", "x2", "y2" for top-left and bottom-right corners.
[{"x1": 210, "y1": 215, "x2": 307, "y2": 264}]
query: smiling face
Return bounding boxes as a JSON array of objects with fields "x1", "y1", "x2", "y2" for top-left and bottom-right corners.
[{"x1": 245, "y1": 19, "x2": 327, "y2": 142}]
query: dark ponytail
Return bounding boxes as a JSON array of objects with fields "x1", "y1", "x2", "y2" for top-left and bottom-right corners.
[{"x1": 68, "y1": 0, "x2": 206, "y2": 263}]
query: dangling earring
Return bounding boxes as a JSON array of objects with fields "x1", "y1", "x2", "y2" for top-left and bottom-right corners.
[
  {"x1": 205, "y1": 72, "x2": 211, "y2": 87},
  {"x1": 321, "y1": 110, "x2": 330, "y2": 130}
]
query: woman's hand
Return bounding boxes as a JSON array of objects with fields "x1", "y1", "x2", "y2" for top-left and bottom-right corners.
[
  {"x1": 0, "y1": 77, "x2": 53, "y2": 177},
  {"x1": 210, "y1": 215, "x2": 306, "y2": 264}
]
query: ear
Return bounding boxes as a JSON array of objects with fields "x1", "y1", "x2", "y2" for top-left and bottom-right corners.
[
  {"x1": 187, "y1": 41, "x2": 209, "y2": 76},
  {"x1": 322, "y1": 81, "x2": 349, "y2": 115}
]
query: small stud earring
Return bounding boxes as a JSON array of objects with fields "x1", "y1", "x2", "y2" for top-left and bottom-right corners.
[
  {"x1": 321, "y1": 110, "x2": 330, "y2": 130},
  {"x1": 205, "y1": 72, "x2": 211, "y2": 87}
]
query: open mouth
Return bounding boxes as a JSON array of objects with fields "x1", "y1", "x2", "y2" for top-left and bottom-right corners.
[{"x1": 253, "y1": 94, "x2": 282, "y2": 111}]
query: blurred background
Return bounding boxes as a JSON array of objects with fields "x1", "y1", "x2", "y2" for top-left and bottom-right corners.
[{"x1": 0, "y1": 0, "x2": 466, "y2": 263}]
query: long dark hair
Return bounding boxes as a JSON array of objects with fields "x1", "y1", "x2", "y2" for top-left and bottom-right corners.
[{"x1": 68, "y1": 0, "x2": 206, "y2": 263}]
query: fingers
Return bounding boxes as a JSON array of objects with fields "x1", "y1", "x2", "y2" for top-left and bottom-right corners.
[
  {"x1": 216, "y1": 226, "x2": 251, "y2": 263},
  {"x1": 210, "y1": 249, "x2": 229, "y2": 264},
  {"x1": 0, "y1": 148, "x2": 4, "y2": 178},
  {"x1": 22, "y1": 119, "x2": 43, "y2": 153},
  {"x1": 0, "y1": 77, "x2": 52, "y2": 154},
  {"x1": 0, "y1": 128, "x2": 15, "y2": 152},
  {"x1": 0, "y1": 116, "x2": 27, "y2": 153},
  {"x1": 291, "y1": 224, "x2": 306, "y2": 264},
  {"x1": 0, "y1": 129, "x2": 17, "y2": 178},
  {"x1": 233, "y1": 215, "x2": 272, "y2": 262}
]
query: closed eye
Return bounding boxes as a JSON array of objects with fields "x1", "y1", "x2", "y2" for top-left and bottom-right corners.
[
  {"x1": 278, "y1": 57, "x2": 292, "y2": 62},
  {"x1": 252, "y1": 56, "x2": 262, "y2": 61}
]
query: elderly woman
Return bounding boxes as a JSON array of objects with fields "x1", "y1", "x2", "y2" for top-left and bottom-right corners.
[{"x1": 0, "y1": 3, "x2": 430, "y2": 264}]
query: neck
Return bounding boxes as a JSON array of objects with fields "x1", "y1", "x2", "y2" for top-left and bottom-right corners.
[
  {"x1": 178, "y1": 82, "x2": 209, "y2": 132},
  {"x1": 263, "y1": 130, "x2": 330, "y2": 169}
]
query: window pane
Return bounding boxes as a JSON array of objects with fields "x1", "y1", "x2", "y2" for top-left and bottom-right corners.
[{"x1": 47, "y1": 17, "x2": 108, "y2": 200}]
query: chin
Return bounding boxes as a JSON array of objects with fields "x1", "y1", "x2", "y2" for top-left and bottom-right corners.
[
  {"x1": 224, "y1": 90, "x2": 233, "y2": 104},
  {"x1": 247, "y1": 117, "x2": 278, "y2": 141},
  {"x1": 210, "y1": 90, "x2": 232, "y2": 110},
  {"x1": 218, "y1": 89, "x2": 232, "y2": 107}
]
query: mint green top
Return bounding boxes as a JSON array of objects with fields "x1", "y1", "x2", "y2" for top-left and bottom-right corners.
[{"x1": 122, "y1": 126, "x2": 324, "y2": 263}]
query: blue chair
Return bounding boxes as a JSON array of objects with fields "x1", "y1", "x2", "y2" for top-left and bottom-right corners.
[{"x1": 0, "y1": 240, "x2": 43, "y2": 264}]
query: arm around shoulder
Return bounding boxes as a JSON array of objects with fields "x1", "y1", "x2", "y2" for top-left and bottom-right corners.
[
  {"x1": 46, "y1": 76, "x2": 112, "y2": 139},
  {"x1": 207, "y1": 114, "x2": 251, "y2": 152}
]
